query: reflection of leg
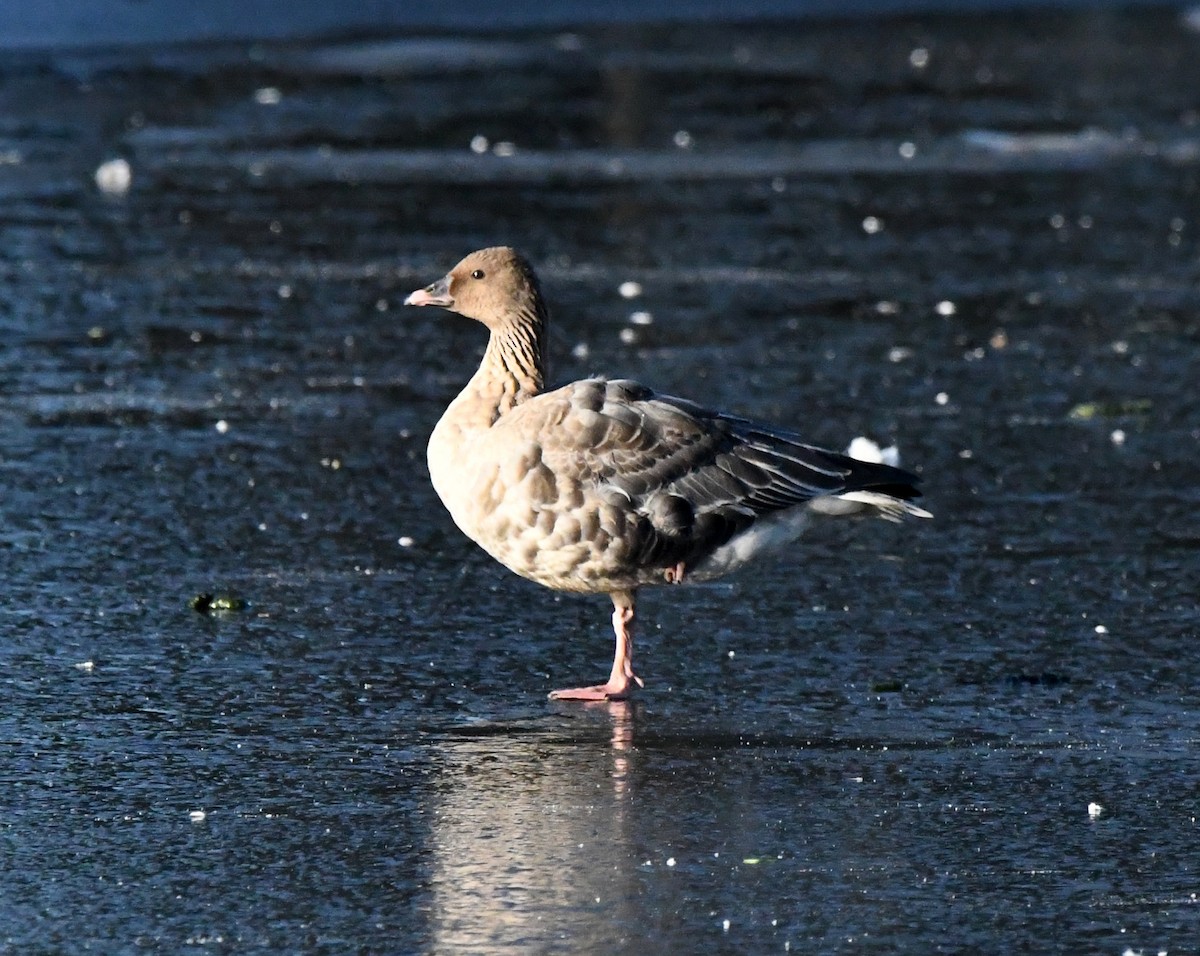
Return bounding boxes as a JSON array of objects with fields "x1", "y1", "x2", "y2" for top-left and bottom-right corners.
[{"x1": 548, "y1": 589, "x2": 645, "y2": 701}]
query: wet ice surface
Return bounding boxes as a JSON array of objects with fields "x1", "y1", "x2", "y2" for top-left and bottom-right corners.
[{"x1": 3, "y1": 8, "x2": 1200, "y2": 953}]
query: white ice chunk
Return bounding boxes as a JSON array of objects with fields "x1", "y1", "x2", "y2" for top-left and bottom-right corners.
[
  {"x1": 845, "y1": 436, "x2": 900, "y2": 468},
  {"x1": 94, "y1": 158, "x2": 132, "y2": 195}
]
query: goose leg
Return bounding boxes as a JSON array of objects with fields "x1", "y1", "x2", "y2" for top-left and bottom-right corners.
[{"x1": 548, "y1": 590, "x2": 645, "y2": 701}]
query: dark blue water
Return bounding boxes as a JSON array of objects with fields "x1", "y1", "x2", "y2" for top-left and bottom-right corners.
[
  {"x1": 0, "y1": 0, "x2": 1185, "y2": 49},
  {"x1": 3, "y1": 6, "x2": 1200, "y2": 953}
]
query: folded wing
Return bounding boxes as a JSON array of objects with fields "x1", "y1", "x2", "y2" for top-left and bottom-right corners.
[{"x1": 499, "y1": 377, "x2": 924, "y2": 573}]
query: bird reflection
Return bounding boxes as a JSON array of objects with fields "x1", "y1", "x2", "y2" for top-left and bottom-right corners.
[{"x1": 427, "y1": 703, "x2": 639, "y2": 951}]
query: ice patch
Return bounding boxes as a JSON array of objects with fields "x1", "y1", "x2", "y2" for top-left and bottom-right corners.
[{"x1": 94, "y1": 158, "x2": 131, "y2": 195}]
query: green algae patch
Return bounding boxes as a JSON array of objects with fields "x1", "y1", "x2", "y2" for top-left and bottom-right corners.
[
  {"x1": 1068, "y1": 398, "x2": 1152, "y2": 420},
  {"x1": 190, "y1": 593, "x2": 248, "y2": 614}
]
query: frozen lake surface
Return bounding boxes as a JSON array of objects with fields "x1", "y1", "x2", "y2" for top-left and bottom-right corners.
[{"x1": 2, "y1": 6, "x2": 1200, "y2": 953}]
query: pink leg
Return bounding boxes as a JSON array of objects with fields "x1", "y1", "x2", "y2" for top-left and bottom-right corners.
[{"x1": 548, "y1": 590, "x2": 645, "y2": 701}]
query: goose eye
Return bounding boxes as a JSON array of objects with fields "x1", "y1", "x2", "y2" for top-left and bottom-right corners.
[{"x1": 470, "y1": 269, "x2": 486, "y2": 280}]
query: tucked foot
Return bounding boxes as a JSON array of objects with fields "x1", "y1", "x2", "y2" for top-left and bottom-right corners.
[{"x1": 663, "y1": 561, "x2": 686, "y2": 584}]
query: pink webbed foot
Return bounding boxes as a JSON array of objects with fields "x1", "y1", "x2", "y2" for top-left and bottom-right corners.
[
  {"x1": 548, "y1": 672, "x2": 644, "y2": 702},
  {"x1": 548, "y1": 591, "x2": 644, "y2": 701}
]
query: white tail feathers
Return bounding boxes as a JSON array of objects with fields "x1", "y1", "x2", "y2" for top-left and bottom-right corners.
[
  {"x1": 832, "y1": 491, "x2": 932, "y2": 522},
  {"x1": 807, "y1": 436, "x2": 932, "y2": 521}
]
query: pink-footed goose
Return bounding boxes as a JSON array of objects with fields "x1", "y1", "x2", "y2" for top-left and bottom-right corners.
[{"x1": 405, "y1": 247, "x2": 930, "y2": 701}]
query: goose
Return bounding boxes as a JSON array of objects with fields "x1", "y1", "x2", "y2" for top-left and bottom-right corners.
[{"x1": 405, "y1": 247, "x2": 929, "y2": 700}]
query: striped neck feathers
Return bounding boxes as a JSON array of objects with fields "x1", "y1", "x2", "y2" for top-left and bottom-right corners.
[{"x1": 478, "y1": 299, "x2": 548, "y2": 415}]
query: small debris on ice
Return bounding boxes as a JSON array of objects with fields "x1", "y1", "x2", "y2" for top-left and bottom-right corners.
[
  {"x1": 189, "y1": 810, "x2": 207, "y2": 823},
  {"x1": 618, "y1": 281, "x2": 643, "y2": 299},
  {"x1": 1088, "y1": 802, "x2": 1103, "y2": 819},
  {"x1": 254, "y1": 86, "x2": 282, "y2": 105},
  {"x1": 75, "y1": 660, "x2": 95, "y2": 672}
]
